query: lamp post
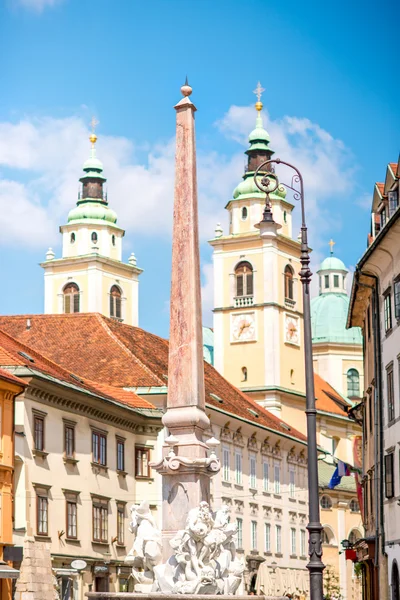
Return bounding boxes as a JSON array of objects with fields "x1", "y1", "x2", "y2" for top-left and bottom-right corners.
[{"x1": 254, "y1": 159, "x2": 325, "y2": 600}]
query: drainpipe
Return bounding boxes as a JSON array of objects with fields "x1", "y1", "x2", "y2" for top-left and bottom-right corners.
[{"x1": 356, "y1": 270, "x2": 386, "y2": 571}]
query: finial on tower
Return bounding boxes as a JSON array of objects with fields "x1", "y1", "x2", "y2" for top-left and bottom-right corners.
[
  {"x1": 329, "y1": 238, "x2": 336, "y2": 255},
  {"x1": 89, "y1": 116, "x2": 99, "y2": 147},
  {"x1": 181, "y1": 76, "x2": 192, "y2": 98},
  {"x1": 253, "y1": 81, "x2": 265, "y2": 112}
]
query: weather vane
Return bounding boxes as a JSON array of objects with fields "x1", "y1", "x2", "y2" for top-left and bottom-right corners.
[
  {"x1": 329, "y1": 239, "x2": 335, "y2": 255},
  {"x1": 253, "y1": 81, "x2": 265, "y2": 104}
]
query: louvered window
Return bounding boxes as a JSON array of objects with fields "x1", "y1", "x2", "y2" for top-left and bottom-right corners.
[
  {"x1": 110, "y1": 285, "x2": 122, "y2": 319},
  {"x1": 235, "y1": 262, "x2": 253, "y2": 297},
  {"x1": 63, "y1": 283, "x2": 80, "y2": 314}
]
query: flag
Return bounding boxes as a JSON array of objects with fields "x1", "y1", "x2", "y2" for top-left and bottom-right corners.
[{"x1": 328, "y1": 460, "x2": 351, "y2": 489}]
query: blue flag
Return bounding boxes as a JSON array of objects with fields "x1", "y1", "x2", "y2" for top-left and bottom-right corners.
[{"x1": 328, "y1": 461, "x2": 351, "y2": 489}]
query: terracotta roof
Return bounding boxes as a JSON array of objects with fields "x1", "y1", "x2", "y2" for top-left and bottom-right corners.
[
  {"x1": 389, "y1": 162, "x2": 398, "y2": 178},
  {"x1": 314, "y1": 373, "x2": 351, "y2": 416},
  {"x1": 0, "y1": 367, "x2": 26, "y2": 388},
  {"x1": 376, "y1": 182, "x2": 385, "y2": 195},
  {"x1": 0, "y1": 326, "x2": 153, "y2": 411},
  {"x1": 0, "y1": 314, "x2": 307, "y2": 443}
]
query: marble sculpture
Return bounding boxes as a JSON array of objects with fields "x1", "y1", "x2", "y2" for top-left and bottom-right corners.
[{"x1": 125, "y1": 500, "x2": 244, "y2": 594}]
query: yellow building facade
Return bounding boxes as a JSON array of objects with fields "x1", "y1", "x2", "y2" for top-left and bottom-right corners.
[
  {"x1": 0, "y1": 369, "x2": 25, "y2": 599},
  {"x1": 41, "y1": 128, "x2": 142, "y2": 326},
  {"x1": 210, "y1": 97, "x2": 306, "y2": 417}
]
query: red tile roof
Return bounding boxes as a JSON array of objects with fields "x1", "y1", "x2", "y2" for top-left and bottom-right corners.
[
  {"x1": 376, "y1": 182, "x2": 385, "y2": 195},
  {"x1": 389, "y1": 162, "x2": 398, "y2": 178},
  {"x1": 0, "y1": 314, "x2": 307, "y2": 443},
  {"x1": 314, "y1": 373, "x2": 351, "y2": 416},
  {"x1": 0, "y1": 326, "x2": 152, "y2": 411}
]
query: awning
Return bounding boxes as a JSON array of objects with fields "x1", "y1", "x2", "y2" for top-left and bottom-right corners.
[{"x1": 0, "y1": 565, "x2": 20, "y2": 579}]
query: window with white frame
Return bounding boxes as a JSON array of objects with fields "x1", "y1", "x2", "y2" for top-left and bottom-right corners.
[
  {"x1": 236, "y1": 518, "x2": 243, "y2": 548},
  {"x1": 290, "y1": 528, "x2": 297, "y2": 555},
  {"x1": 222, "y1": 446, "x2": 230, "y2": 482},
  {"x1": 300, "y1": 529, "x2": 306, "y2": 556},
  {"x1": 274, "y1": 464, "x2": 281, "y2": 494},
  {"x1": 251, "y1": 521, "x2": 258, "y2": 550},
  {"x1": 235, "y1": 450, "x2": 242, "y2": 485},
  {"x1": 275, "y1": 524, "x2": 282, "y2": 553},
  {"x1": 263, "y1": 461, "x2": 269, "y2": 492},
  {"x1": 249, "y1": 453, "x2": 257, "y2": 489},
  {"x1": 289, "y1": 468, "x2": 295, "y2": 498},
  {"x1": 264, "y1": 523, "x2": 271, "y2": 552}
]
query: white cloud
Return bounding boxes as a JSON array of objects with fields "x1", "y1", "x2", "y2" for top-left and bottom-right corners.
[
  {"x1": 0, "y1": 104, "x2": 358, "y2": 270},
  {"x1": 12, "y1": 0, "x2": 63, "y2": 12},
  {"x1": 216, "y1": 105, "x2": 356, "y2": 258}
]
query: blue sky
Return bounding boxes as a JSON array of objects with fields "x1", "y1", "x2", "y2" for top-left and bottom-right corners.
[{"x1": 0, "y1": 0, "x2": 398, "y2": 338}]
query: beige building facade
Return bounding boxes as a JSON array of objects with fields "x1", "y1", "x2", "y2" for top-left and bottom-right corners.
[
  {"x1": 0, "y1": 328, "x2": 161, "y2": 597},
  {"x1": 348, "y1": 158, "x2": 400, "y2": 600}
]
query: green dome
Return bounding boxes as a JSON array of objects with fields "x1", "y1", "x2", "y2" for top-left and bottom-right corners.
[
  {"x1": 68, "y1": 202, "x2": 117, "y2": 224},
  {"x1": 233, "y1": 174, "x2": 287, "y2": 202},
  {"x1": 82, "y1": 156, "x2": 104, "y2": 172},
  {"x1": 311, "y1": 293, "x2": 362, "y2": 345},
  {"x1": 319, "y1": 256, "x2": 347, "y2": 272}
]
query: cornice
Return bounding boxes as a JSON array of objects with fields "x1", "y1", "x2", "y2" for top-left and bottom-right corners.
[
  {"x1": 27, "y1": 386, "x2": 162, "y2": 435},
  {"x1": 213, "y1": 301, "x2": 304, "y2": 317},
  {"x1": 40, "y1": 254, "x2": 142, "y2": 275}
]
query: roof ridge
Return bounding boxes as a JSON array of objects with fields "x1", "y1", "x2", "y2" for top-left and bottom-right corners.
[{"x1": 95, "y1": 315, "x2": 165, "y2": 386}]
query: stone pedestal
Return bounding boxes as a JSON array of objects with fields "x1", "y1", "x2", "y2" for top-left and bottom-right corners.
[{"x1": 14, "y1": 537, "x2": 55, "y2": 600}]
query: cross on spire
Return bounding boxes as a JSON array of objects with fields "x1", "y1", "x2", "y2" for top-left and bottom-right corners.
[
  {"x1": 253, "y1": 81, "x2": 265, "y2": 103},
  {"x1": 90, "y1": 116, "x2": 99, "y2": 134},
  {"x1": 329, "y1": 239, "x2": 336, "y2": 255}
]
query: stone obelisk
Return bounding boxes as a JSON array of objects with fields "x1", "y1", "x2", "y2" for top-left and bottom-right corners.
[{"x1": 152, "y1": 81, "x2": 219, "y2": 559}]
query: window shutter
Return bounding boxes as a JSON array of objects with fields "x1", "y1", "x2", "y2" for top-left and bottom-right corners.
[
  {"x1": 73, "y1": 292, "x2": 80, "y2": 313},
  {"x1": 110, "y1": 294, "x2": 114, "y2": 317},
  {"x1": 246, "y1": 273, "x2": 254, "y2": 296},
  {"x1": 236, "y1": 274, "x2": 244, "y2": 297},
  {"x1": 116, "y1": 296, "x2": 122, "y2": 319},
  {"x1": 64, "y1": 295, "x2": 71, "y2": 314}
]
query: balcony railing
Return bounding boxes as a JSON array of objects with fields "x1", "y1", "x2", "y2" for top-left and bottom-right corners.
[{"x1": 234, "y1": 295, "x2": 254, "y2": 307}]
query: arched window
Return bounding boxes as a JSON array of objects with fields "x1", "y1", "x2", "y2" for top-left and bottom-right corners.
[
  {"x1": 348, "y1": 529, "x2": 361, "y2": 545},
  {"x1": 350, "y1": 499, "x2": 360, "y2": 513},
  {"x1": 235, "y1": 262, "x2": 253, "y2": 298},
  {"x1": 284, "y1": 265, "x2": 294, "y2": 300},
  {"x1": 347, "y1": 369, "x2": 360, "y2": 397},
  {"x1": 91, "y1": 232, "x2": 98, "y2": 244},
  {"x1": 110, "y1": 285, "x2": 122, "y2": 319},
  {"x1": 242, "y1": 367, "x2": 248, "y2": 382},
  {"x1": 392, "y1": 561, "x2": 400, "y2": 600},
  {"x1": 112, "y1": 234, "x2": 116, "y2": 247},
  {"x1": 63, "y1": 283, "x2": 80, "y2": 314},
  {"x1": 321, "y1": 527, "x2": 335, "y2": 545},
  {"x1": 70, "y1": 233, "x2": 76, "y2": 244},
  {"x1": 320, "y1": 495, "x2": 332, "y2": 510},
  {"x1": 241, "y1": 207, "x2": 248, "y2": 220}
]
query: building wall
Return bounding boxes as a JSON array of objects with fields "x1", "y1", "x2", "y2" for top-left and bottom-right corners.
[
  {"x1": 14, "y1": 385, "x2": 160, "y2": 594},
  {"x1": 313, "y1": 343, "x2": 364, "y2": 399},
  {"x1": 211, "y1": 230, "x2": 306, "y2": 403},
  {"x1": 42, "y1": 258, "x2": 140, "y2": 326},
  {"x1": 0, "y1": 377, "x2": 24, "y2": 600}
]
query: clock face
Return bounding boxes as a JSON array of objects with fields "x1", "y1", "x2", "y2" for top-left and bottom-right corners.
[
  {"x1": 231, "y1": 312, "x2": 256, "y2": 342},
  {"x1": 285, "y1": 314, "x2": 299, "y2": 345}
]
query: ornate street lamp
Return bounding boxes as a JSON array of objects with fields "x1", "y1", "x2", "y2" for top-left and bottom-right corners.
[{"x1": 254, "y1": 159, "x2": 325, "y2": 600}]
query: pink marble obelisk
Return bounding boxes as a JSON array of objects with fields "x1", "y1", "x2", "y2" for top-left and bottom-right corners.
[{"x1": 152, "y1": 81, "x2": 219, "y2": 559}]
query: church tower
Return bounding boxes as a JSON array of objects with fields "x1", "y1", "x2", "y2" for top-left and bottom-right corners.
[
  {"x1": 209, "y1": 85, "x2": 306, "y2": 416},
  {"x1": 41, "y1": 122, "x2": 142, "y2": 326},
  {"x1": 311, "y1": 242, "x2": 363, "y2": 399}
]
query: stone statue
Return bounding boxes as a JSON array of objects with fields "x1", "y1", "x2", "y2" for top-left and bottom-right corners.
[
  {"x1": 125, "y1": 500, "x2": 163, "y2": 592},
  {"x1": 152, "y1": 501, "x2": 244, "y2": 595}
]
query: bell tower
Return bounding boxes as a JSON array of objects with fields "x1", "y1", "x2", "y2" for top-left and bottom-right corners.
[
  {"x1": 41, "y1": 120, "x2": 142, "y2": 326},
  {"x1": 210, "y1": 85, "x2": 306, "y2": 416}
]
